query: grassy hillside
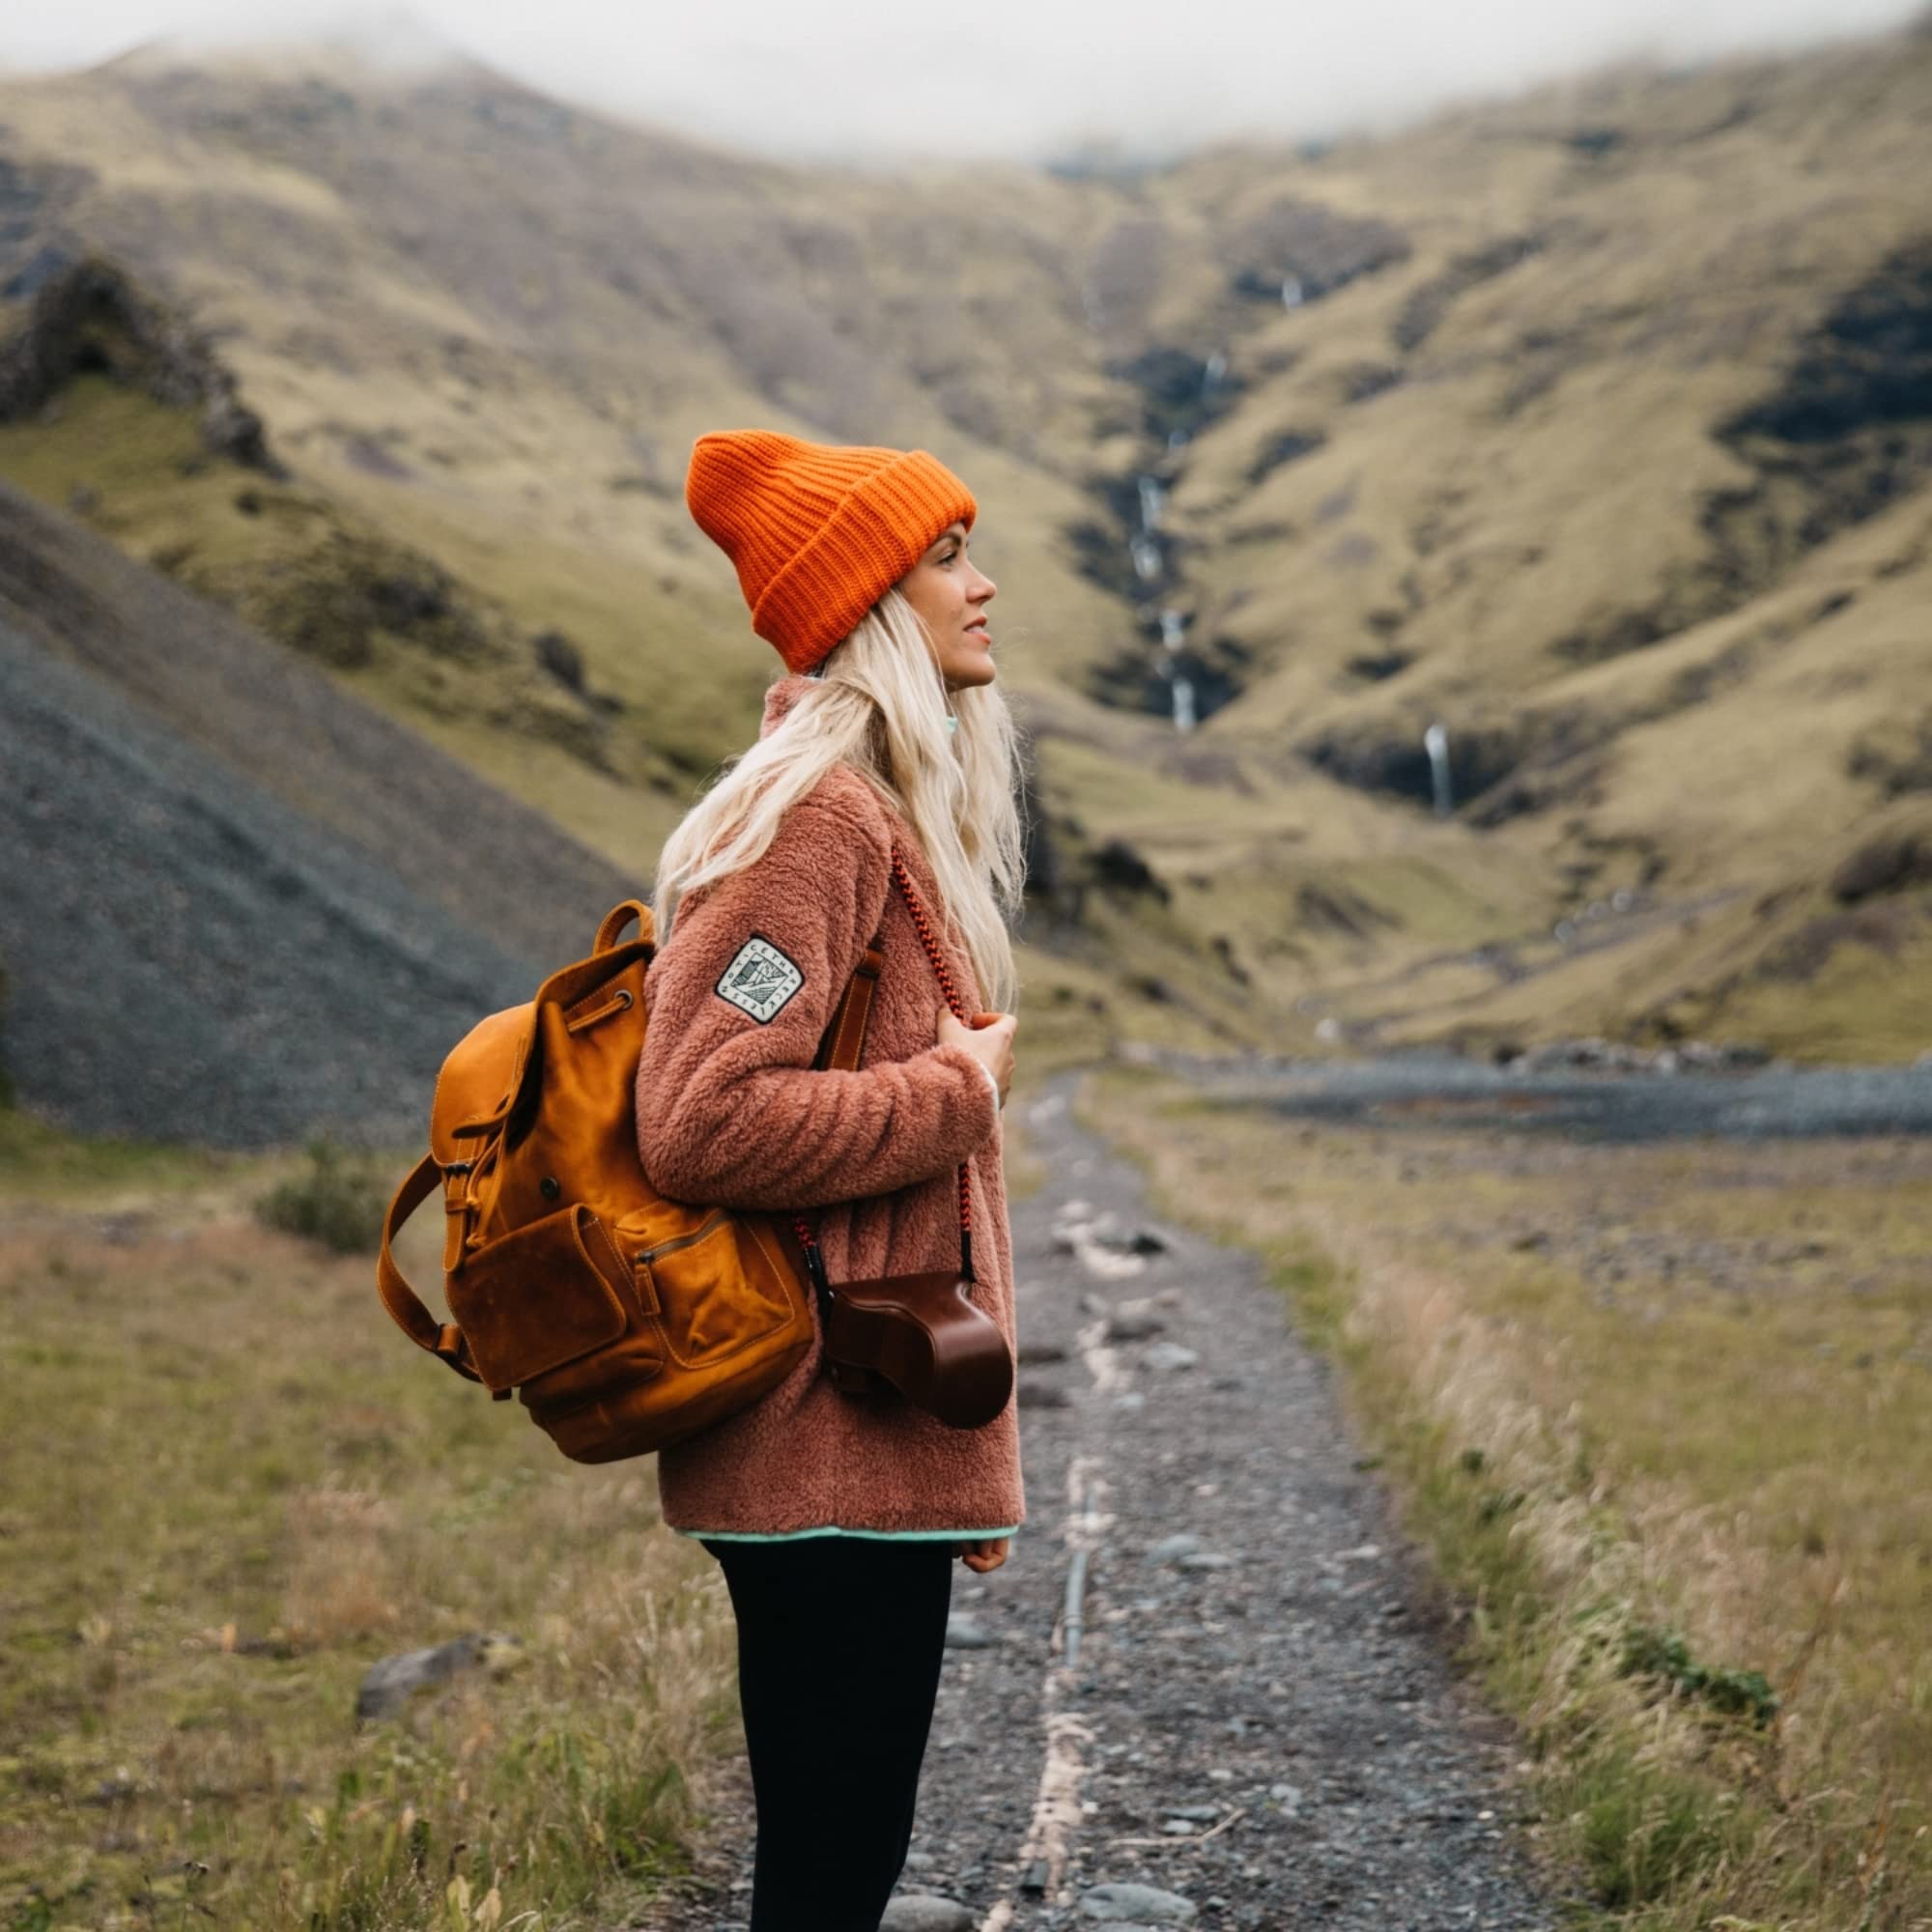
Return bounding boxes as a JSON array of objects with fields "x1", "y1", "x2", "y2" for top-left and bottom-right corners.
[
  {"x1": 1130, "y1": 38, "x2": 1932, "y2": 1059},
  {"x1": 1, "y1": 24, "x2": 1929, "y2": 1061},
  {"x1": 0, "y1": 1143, "x2": 732, "y2": 1930}
]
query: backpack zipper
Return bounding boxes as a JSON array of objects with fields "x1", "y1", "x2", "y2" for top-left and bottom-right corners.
[{"x1": 634, "y1": 1209, "x2": 728, "y2": 1265}]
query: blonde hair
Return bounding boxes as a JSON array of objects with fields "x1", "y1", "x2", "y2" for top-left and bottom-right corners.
[{"x1": 652, "y1": 587, "x2": 1025, "y2": 1011}]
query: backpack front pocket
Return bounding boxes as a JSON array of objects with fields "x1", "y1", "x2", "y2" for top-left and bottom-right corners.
[
  {"x1": 639, "y1": 1212, "x2": 801, "y2": 1368},
  {"x1": 446, "y1": 1203, "x2": 637, "y2": 1392}
]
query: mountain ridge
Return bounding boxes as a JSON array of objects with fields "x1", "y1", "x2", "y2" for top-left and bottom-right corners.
[{"x1": 1, "y1": 21, "x2": 1928, "y2": 1068}]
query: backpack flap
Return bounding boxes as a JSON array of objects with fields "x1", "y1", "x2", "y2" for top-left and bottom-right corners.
[{"x1": 431, "y1": 1004, "x2": 532, "y2": 1163}]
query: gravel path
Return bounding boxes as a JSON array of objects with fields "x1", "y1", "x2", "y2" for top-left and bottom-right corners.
[{"x1": 636, "y1": 1072, "x2": 1576, "y2": 1931}]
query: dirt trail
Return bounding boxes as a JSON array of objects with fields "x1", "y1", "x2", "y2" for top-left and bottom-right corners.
[{"x1": 637, "y1": 1073, "x2": 1574, "y2": 1930}]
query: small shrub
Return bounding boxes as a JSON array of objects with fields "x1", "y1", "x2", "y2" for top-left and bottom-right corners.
[
  {"x1": 1620, "y1": 1623, "x2": 1780, "y2": 1725},
  {"x1": 255, "y1": 1138, "x2": 390, "y2": 1255}
]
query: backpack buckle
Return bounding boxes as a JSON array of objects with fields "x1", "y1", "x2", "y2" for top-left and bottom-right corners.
[
  {"x1": 441, "y1": 1160, "x2": 480, "y2": 1272},
  {"x1": 434, "y1": 1322, "x2": 483, "y2": 1383}
]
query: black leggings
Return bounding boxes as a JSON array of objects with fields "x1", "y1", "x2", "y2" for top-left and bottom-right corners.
[{"x1": 700, "y1": 1534, "x2": 955, "y2": 1932}]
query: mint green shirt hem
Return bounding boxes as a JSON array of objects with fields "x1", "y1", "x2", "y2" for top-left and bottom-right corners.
[{"x1": 675, "y1": 1523, "x2": 1020, "y2": 1544}]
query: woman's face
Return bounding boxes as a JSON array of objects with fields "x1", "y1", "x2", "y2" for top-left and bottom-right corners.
[{"x1": 896, "y1": 520, "x2": 998, "y2": 694}]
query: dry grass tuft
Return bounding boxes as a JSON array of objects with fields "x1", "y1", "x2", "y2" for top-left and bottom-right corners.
[{"x1": 284, "y1": 1485, "x2": 408, "y2": 1649}]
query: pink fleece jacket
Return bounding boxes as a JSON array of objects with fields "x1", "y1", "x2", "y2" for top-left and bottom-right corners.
[{"x1": 633, "y1": 677, "x2": 1026, "y2": 1538}]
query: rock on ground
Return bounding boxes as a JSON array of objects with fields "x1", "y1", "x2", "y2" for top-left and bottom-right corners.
[
  {"x1": 1080, "y1": 1879, "x2": 1199, "y2": 1920},
  {"x1": 355, "y1": 1632, "x2": 523, "y2": 1722},
  {"x1": 879, "y1": 1896, "x2": 977, "y2": 1931}
]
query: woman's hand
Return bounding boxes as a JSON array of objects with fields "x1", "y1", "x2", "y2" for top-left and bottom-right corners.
[
  {"x1": 938, "y1": 1009, "x2": 1016, "y2": 1108},
  {"x1": 954, "y1": 1536, "x2": 1009, "y2": 1574}
]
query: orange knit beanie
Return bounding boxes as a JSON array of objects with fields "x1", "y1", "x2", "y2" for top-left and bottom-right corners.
[{"x1": 684, "y1": 428, "x2": 978, "y2": 673}]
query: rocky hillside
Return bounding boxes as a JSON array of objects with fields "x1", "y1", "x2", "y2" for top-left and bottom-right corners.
[
  {"x1": 1, "y1": 22, "x2": 1929, "y2": 1066},
  {"x1": 0, "y1": 473, "x2": 639, "y2": 1145}
]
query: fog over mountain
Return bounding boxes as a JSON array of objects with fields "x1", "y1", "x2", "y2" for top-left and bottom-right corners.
[{"x1": 2, "y1": 0, "x2": 1925, "y2": 161}]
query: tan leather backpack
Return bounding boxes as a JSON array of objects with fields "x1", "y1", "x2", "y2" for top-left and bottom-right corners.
[{"x1": 376, "y1": 896, "x2": 879, "y2": 1464}]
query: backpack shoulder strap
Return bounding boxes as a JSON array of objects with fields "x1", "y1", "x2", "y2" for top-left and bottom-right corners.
[{"x1": 376, "y1": 1152, "x2": 483, "y2": 1381}]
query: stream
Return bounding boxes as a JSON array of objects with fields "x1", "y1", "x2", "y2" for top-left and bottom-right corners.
[{"x1": 1144, "y1": 1046, "x2": 1932, "y2": 1142}]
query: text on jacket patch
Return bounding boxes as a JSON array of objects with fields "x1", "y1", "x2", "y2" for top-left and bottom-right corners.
[{"x1": 715, "y1": 935, "x2": 806, "y2": 1024}]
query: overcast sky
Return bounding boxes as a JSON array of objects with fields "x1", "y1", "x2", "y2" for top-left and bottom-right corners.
[{"x1": 1, "y1": 0, "x2": 1922, "y2": 163}]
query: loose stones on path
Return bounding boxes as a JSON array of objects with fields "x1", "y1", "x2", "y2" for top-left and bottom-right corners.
[
  {"x1": 944, "y1": 1612, "x2": 996, "y2": 1650},
  {"x1": 1079, "y1": 1880, "x2": 1199, "y2": 1922},
  {"x1": 878, "y1": 1895, "x2": 977, "y2": 1931},
  {"x1": 1143, "y1": 1533, "x2": 1237, "y2": 1573},
  {"x1": 1146, "y1": 1533, "x2": 1203, "y2": 1564}
]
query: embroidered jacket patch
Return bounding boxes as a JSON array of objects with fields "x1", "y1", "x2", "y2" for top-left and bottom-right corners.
[{"x1": 715, "y1": 934, "x2": 805, "y2": 1024}]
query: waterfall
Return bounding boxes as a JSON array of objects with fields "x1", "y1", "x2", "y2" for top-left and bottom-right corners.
[
  {"x1": 1281, "y1": 273, "x2": 1304, "y2": 310},
  {"x1": 1101, "y1": 348, "x2": 1228, "y2": 730},
  {"x1": 1424, "y1": 722, "x2": 1452, "y2": 817},
  {"x1": 1152, "y1": 646, "x2": 1196, "y2": 732},
  {"x1": 1151, "y1": 607, "x2": 1195, "y2": 732}
]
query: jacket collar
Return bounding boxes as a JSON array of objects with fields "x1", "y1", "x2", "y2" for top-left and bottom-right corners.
[
  {"x1": 759, "y1": 673, "x2": 815, "y2": 740},
  {"x1": 759, "y1": 671, "x2": 960, "y2": 740}
]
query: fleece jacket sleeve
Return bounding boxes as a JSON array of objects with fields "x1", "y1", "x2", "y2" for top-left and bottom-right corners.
[{"x1": 635, "y1": 779, "x2": 999, "y2": 1212}]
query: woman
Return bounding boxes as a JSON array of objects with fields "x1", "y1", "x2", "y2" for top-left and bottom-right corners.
[{"x1": 634, "y1": 428, "x2": 1027, "y2": 1929}]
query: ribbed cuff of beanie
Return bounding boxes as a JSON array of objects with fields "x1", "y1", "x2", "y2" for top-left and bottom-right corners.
[{"x1": 752, "y1": 451, "x2": 977, "y2": 672}]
